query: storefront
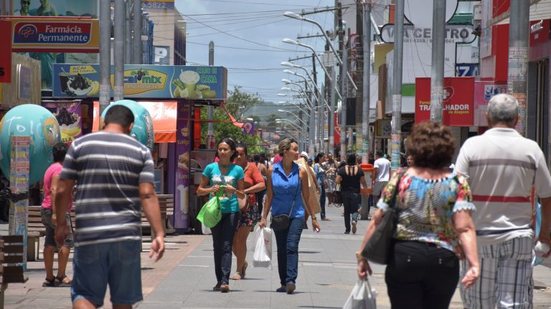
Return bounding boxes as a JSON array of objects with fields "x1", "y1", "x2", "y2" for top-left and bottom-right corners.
[{"x1": 50, "y1": 63, "x2": 228, "y2": 233}]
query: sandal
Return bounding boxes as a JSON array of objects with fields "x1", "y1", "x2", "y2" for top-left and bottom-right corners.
[
  {"x1": 230, "y1": 272, "x2": 242, "y2": 280},
  {"x1": 241, "y1": 261, "x2": 248, "y2": 279},
  {"x1": 42, "y1": 277, "x2": 57, "y2": 287},
  {"x1": 55, "y1": 275, "x2": 72, "y2": 287}
]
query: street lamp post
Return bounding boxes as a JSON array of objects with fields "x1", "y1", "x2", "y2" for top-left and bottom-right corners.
[{"x1": 283, "y1": 11, "x2": 357, "y2": 91}]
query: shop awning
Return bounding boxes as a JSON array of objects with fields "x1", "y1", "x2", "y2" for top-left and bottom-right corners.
[
  {"x1": 93, "y1": 101, "x2": 177, "y2": 143},
  {"x1": 494, "y1": 0, "x2": 551, "y2": 25}
]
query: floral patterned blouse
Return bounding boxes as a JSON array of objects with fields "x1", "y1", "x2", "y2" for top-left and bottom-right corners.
[{"x1": 377, "y1": 169, "x2": 476, "y2": 253}]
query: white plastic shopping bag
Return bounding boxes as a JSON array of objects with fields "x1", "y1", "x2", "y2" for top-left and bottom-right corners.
[
  {"x1": 343, "y1": 279, "x2": 377, "y2": 309},
  {"x1": 201, "y1": 223, "x2": 211, "y2": 235},
  {"x1": 253, "y1": 226, "x2": 272, "y2": 268}
]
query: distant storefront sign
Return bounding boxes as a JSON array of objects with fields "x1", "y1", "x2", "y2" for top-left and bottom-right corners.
[
  {"x1": 8, "y1": 17, "x2": 99, "y2": 53},
  {"x1": 415, "y1": 77, "x2": 474, "y2": 127},
  {"x1": 473, "y1": 80, "x2": 507, "y2": 127},
  {"x1": 154, "y1": 46, "x2": 170, "y2": 65},
  {"x1": 52, "y1": 64, "x2": 228, "y2": 101},
  {"x1": 144, "y1": 0, "x2": 175, "y2": 9}
]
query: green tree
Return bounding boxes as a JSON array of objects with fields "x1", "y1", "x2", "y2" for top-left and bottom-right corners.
[{"x1": 201, "y1": 86, "x2": 266, "y2": 154}]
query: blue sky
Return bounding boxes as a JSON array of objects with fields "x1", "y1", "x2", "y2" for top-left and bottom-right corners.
[{"x1": 176, "y1": 0, "x2": 338, "y2": 103}]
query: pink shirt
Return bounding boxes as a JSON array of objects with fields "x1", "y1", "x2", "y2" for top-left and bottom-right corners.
[{"x1": 41, "y1": 162, "x2": 71, "y2": 210}]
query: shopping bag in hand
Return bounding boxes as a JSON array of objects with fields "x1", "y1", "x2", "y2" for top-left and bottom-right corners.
[
  {"x1": 343, "y1": 279, "x2": 377, "y2": 309},
  {"x1": 253, "y1": 225, "x2": 272, "y2": 269},
  {"x1": 196, "y1": 192, "x2": 222, "y2": 228}
]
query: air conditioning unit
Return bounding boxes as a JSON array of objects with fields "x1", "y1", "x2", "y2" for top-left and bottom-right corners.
[{"x1": 473, "y1": 4, "x2": 482, "y2": 22}]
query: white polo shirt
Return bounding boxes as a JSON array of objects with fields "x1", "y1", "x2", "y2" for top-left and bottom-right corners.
[{"x1": 455, "y1": 128, "x2": 551, "y2": 245}]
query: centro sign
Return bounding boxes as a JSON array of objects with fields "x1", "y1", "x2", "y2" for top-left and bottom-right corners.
[{"x1": 380, "y1": 25, "x2": 475, "y2": 44}]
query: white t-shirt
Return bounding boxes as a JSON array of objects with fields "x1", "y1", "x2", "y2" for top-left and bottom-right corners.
[
  {"x1": 455, "y1": 128, "x2": 551, "y2": 245},
  {"x1": 374, "y1": 157, "x2": 391, "y2": 182}
]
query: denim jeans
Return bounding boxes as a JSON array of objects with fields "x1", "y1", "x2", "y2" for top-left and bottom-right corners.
[
  {"x1": 342, "y1": 191, "x2": 360, "y2": 232},
  {"x1": 274, "y1": 216, "x2": 304, "y2": 286},
  {"x1": 319, "y1": 186, "x2": 326, "y2": 219},
  {"x1": 211, "y1": 212, "x2": 240, "y2": 284}
]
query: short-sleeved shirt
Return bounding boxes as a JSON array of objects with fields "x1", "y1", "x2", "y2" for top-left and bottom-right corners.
[
  {"x1": 244, "y1": 162, "x2": 264, "y2": 188},
  {"x1": 455, "y1": 128, "x2": 551, "y2": 245},
  {"x1": 374, "y1": 157, "x2": 391, "y2": 182},
  {"x1": 377, "y1": 170, "x2": 476, "y2": 253},
  {"x1": 42, "y1": 162, "x2": 72, "y2": 210},
  {"x1": 60, "y1": 132, "x2": 155, "y2": 247},
  {"x1": 337, "y1": 165, "x2": 365, "y2": 193},
  {"x1": 271, "y1": 162, "x2": 304, "y2": 218},
  {"x1": 202, "y1": 162, "x2": 244, "y2": 213}
]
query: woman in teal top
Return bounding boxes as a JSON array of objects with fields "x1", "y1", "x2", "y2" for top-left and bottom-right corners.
[
  {"x1": 197, "y1": 138, "x2": 245, "y2": 293},
  {"x1": 260, "y1": 138, "x2": 320, "y2": 294}
]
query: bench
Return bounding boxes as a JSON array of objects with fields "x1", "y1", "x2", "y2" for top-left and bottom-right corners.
[
  {"x1": 27, "y1": 206, "x2": 76, "y2": 261},
  {"x1": 141, "y1": 194, "x2": 174, "y2": 238},
  {"x1": 0, "y1": 235, "x2": 27, "y2": 309}
]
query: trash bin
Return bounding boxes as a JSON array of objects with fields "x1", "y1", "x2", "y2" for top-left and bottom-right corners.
[{"x1": 359, "y1": 163, "x2": 374, "y2": 220}]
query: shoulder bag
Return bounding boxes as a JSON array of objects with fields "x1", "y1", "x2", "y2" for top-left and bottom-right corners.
[
  {"x1": 361, "y1": 169, "x2": 406, "y2": 264},
  {"x1": 271, "y1": 173, "x2": 300, "y2": 232}
]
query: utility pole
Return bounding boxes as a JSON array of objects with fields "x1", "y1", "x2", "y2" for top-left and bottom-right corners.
[
  {"x1": 114, "y1": 0, "x2": 125, "y2": 101},
  {"x1": 361, "y1": 0, "x2": 371, "y2": 164},
  {"x1": 207, "y1": 41, "x2": 215, "y2": 149},
  {"x1": 132, "y1": 0, "x2": 142, "y2": 64},
  {"x1": 329, "y1": 66, "x2": 336, "y2": 156},
  {"x1": 99, "y1": 0, "x2": 111, "y2": 112},
  {"x1": 391, "y1": 0, "x2": 404, "y2": 170},
  {"x1": 429, "y1": 0, "x2": 445, "y2": 123},
  {"x1": 320, "y1": 84, "x2": 326, "y2": 153},
  {"x1": 312, "y1": 53, "x2": 320, "y2": 153},
  {"x1": 125, "y1": 1, "x2": 132, "y2": 64},
  {"x1": 508, "y1": 0, "x2": 529, "y2": 136},
  {"x1": 337, "y1": 1, "x2": 347, "y2": 161}
]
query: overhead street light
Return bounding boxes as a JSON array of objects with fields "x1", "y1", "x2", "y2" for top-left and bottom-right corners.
[
  {"x1": 283, "y1": 12, "x2": 357, "y2": 90},
  {"x1": 284, "y1": 69, "x2": 342, "y2": 101},
  {"x1": 276, "y1": 119, "x2": 302, "y2": 131},
  {"x1": 277, "y1": 109, "x2": 308, "y2": 127},
  {"x1": 282, "y1": 38, "x2": 332, "y2": 82}
]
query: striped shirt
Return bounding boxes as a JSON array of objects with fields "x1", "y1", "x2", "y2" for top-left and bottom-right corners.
[
  {"x1": 455, "y1": 128, "x2": 551, "y2": 245},
  {"x1": 60, "y1": 131, "x2": 155, "y2": 247}
]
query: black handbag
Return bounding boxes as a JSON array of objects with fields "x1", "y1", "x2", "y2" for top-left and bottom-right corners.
[
  {"x1": 271, "y1": 176, "x2": 300, "y2": 232},
  {"x1": 361, "y1": 169, "x2": 406, "y2": 265}
]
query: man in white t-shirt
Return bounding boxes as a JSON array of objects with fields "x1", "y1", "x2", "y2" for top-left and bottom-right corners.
[
  {"x1": 371, "y1": 151, "x2": 391, "y2": 217},
  {"x1": 455, "y1": 94, "x2": 551, "y2": 309}
]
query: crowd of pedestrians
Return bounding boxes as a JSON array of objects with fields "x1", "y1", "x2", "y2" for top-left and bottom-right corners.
[{"x1": 27, "y1": 94, "x2": 551, "y2": 308}]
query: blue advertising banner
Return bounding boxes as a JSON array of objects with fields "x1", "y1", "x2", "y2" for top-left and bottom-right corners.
[{"x1": 52, "y1": 64, "x2": 228, "y2": 101}]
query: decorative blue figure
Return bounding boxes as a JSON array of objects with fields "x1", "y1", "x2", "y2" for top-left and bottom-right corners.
[
  {"x1": 0, "y1": 104, "x2": 61, "y2": 184},
  {"x1": 101, "y1": 100, "x2": 154, "y2": 150}
]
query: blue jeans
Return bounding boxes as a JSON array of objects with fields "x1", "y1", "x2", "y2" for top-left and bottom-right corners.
[
  {"x1": 71, "y1": 240, "x2": 142, "y2": 307},
  {"x1": 319, "y1": 186, "x2": 326, "y2": 219},
  {"x1": 274, "y1": 216, "x2": 304, "y2": 286},
  {"x1": 211, "y1": 212, "x2": 239, "y2": 284}
]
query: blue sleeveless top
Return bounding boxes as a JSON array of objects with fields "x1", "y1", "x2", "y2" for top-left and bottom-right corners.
[{"x1": 271, "y1": 162, "x2": 305, "y2": 218}]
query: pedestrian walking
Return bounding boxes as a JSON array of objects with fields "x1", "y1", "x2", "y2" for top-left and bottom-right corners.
[
  {"x1": 357, "y1": 122, "x2": 479, "y2": 309},
  {"x1": 336, "y1": 153, "x2": 368, "y2": 235},
  {"x1": 313, "y1": 153, "x2": 327, "y2": 220},
  {"x1": 231, "y1": 142, "x2": 265, "y2": 280},
  {"x1": 54, "y1": 105, "x2": 165, "y2": 308},
  {"x1": 259, "y1": 138, "x2": 320, "y2": 294},
  {"x1": 455, "y1": 93, "x2": 551, "y2": 309},
  {"x1": 41, "y1": 142, "x2": 72, "y2": 287},
  {"x1": 371, "y1": 151, "x2": 391, "y2": 219},
  {"x1": 253, "y1": 153, "x2": 268, "y2": 217},
  {"x1": 197, "y1": 137, "x2": 246, "y2": 293}
]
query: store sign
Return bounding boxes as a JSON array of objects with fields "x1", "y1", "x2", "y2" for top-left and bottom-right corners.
[
  {"x1": 52, "y1": 64, "x2": 228, "y2": 100},
  {"x1": 154, "y1": 46, "x2": 170, "y2": 65},
  {"x1": 144, "y1": 0, "x2": 175, "y2": 9},
  {"x1": 0, "y1": 20, "x2": 12, "y2": 83},
  {"x1": 473, "y1": 80, "x2": 507, "y2": 127},
  {"x1": 9, "y1": 17, "x2": 99, "y2": 53},
  {"x1": 415, "y1": 77, "x2": 474, "y2": 126}
]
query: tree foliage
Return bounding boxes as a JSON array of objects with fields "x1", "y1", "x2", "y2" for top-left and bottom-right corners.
[{"x1": 201, "y1": 86, "x2": 267, "y2": 155}]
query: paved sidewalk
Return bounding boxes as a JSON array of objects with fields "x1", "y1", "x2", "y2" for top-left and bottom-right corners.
[{"x1": 3, "y1": 204, "x2": 551, "y2": 308}]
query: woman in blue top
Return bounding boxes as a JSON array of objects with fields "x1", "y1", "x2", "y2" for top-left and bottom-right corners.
[
  {"x1": 197, "y1": 138, "x2": 246, "y2": 293},
  {"x1": 259, "y1": 138, "x2": 321, "y2": 294}
]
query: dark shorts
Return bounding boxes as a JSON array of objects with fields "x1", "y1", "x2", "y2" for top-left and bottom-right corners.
[{"x1": 41, "y1": 208, "x2": 73, "y2": 248}]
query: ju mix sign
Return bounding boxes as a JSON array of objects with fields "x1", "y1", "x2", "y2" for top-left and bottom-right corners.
[
  {"x1": 415, "y1": 77, "x2": 474, "y2": 127},
  {"x1": 52, "y1": 64, "x2": 228, "y2": 101}
]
